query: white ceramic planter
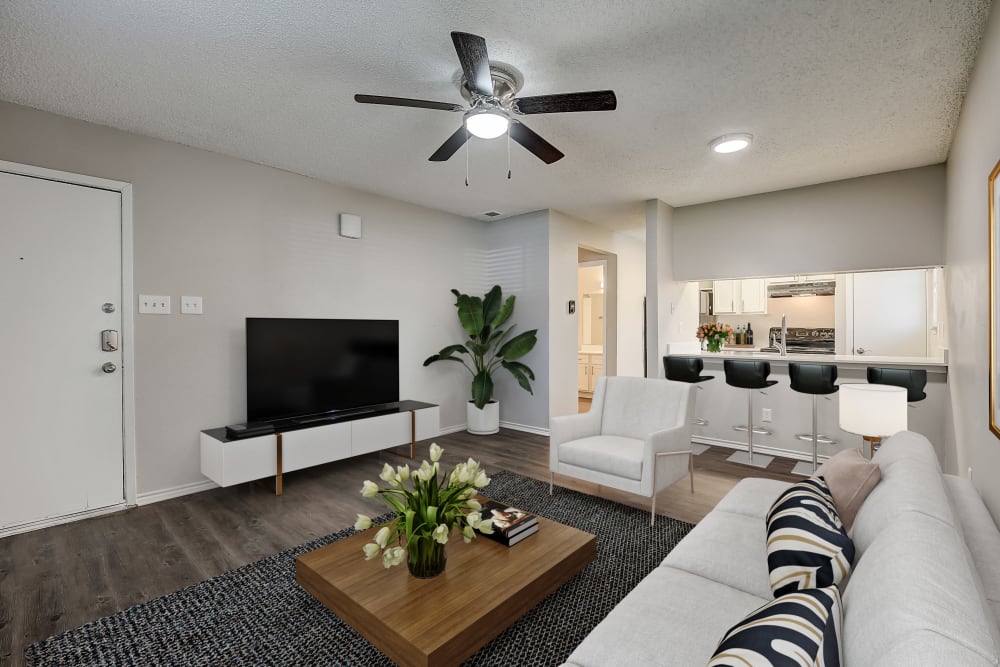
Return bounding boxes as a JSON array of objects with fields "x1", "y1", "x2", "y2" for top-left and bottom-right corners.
[{"x1": 466, "y1": 400, "x2": 500, "y2": 435}]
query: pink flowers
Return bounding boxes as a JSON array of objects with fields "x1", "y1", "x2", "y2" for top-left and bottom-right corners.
[{"x1": 696, "y1": 323, "x2": 734, "y2": 350}]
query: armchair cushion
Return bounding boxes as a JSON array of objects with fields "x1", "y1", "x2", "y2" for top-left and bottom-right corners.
[{"x1": 558, "y1": 435, "x2": 644, "y2": 481}]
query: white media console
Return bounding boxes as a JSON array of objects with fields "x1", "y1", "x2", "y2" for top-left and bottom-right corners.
[{"x1": 200, "y1": 401, "x2": 439, "y2": 495}]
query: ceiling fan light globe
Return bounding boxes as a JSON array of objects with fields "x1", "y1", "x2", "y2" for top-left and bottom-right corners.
[{"x1": 465, "y1": 110, "x2": 510, "y2": 139}]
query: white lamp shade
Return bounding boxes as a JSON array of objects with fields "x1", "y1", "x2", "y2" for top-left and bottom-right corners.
[{"x1": 839, "y1": 383, "x2": 908, "y2": 437}]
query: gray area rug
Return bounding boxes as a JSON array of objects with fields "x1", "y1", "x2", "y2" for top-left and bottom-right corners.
[{"x1": 26, "y1": 471, "x2": 694, "y2": 666}]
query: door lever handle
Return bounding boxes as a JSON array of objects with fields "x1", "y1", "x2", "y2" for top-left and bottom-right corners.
[{"x1": 102, "y1": 329, "x2": 119, "y2": 352}]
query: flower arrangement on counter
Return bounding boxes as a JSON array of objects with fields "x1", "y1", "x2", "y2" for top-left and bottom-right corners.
[
  {"x1": 696, "y1": 322, "x2": 733, "y2": 353},
  {"x1": 355, "y1": 443, "x2": 494, "y2": 578}
]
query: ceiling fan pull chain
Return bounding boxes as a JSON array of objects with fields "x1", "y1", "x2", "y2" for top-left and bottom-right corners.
[
  {"x1": 507, "y1": 129, "x2": 512, "y2": 180},
  {"x1": 465, "y1": 128, "x2": 470, "y2": 187}
]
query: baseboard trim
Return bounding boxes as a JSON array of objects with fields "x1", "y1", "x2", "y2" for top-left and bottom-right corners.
[
  {"x1": 437, "y1": 424, "x2": 468, "y2": 436},
  {"x1": 500, "y1": 421, "x2": 550, "y2": 437},
  {"x1": 136, "y1": 479, "x2": 218, "y2": 506},
  {"x1": 691, "y1": 436, "x2": 832, "y2": 464},
  {"x1": 0, "y1": 502, "x2": 128, "y2": 539}
]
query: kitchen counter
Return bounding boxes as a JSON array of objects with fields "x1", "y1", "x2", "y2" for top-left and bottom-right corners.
[{"x1": 697, "y1": 349, "x2": 947, "y2": 372}]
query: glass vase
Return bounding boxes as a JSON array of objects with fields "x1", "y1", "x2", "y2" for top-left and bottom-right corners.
[
  {"x1": 706, "y1": 338, "x2": 723, "y2": 353},
  {"x1": 407, "y1": 536, "x2": 447, "y2": 578}
]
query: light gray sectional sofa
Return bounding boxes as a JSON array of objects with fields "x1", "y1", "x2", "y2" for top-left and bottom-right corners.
[{"x1": 561, "y1": 431, "x2": 1000, "y2": 666}]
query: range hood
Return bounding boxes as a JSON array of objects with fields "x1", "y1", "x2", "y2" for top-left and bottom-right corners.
[{"x1": 767, "y1": 280, "x2": 836, "y2": 298}]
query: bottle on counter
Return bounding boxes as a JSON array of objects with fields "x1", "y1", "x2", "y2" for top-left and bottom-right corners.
[
  {"x1": 736, "y1": 325, "x2": 744, "y2": 345},
  {"x1": 746, "y1": 322, "x2": 754, "y2": 345}
]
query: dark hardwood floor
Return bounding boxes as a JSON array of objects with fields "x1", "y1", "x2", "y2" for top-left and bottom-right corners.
[{"x1": 0, "y1": 429, "x2": 800, "y2": 666}]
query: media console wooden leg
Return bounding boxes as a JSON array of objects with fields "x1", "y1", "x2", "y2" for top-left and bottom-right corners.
[
  {"x1": 410, "y1": 410, "x2": 416, "y2": 459},
  {"x1": 275, "y1": 432, "x2": 283, "y2": 496}
]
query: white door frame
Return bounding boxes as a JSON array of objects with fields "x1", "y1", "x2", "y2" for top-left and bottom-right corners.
[{"x1": 0, "y1": 159, "x2": 138, "y2": 509}]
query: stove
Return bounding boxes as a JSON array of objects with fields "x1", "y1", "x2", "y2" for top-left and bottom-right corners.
[{"x1": 767, "y1": 327, "x2": 835, "y2": 354}]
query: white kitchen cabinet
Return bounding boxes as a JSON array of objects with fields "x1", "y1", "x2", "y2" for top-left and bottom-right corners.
[
  {"x1": 714, "y1": 279, "x2": 766, "y2": 314},
  {"x1": 740, "y1": 278, "x2": 767, "y2": 314},
  {"x1": 713, "y1": 280, "x2": 739, "y2": 314},
  {"x1": 578, "y1": 353, "x2": 604, "y2": 393}
]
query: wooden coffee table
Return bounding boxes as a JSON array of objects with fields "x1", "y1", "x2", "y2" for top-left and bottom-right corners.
[{"x1": 296, "y1": 515, "x2": 596, "y2": 667}]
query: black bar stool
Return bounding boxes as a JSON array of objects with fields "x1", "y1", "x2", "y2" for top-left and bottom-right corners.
[
  {"x1": 867, "y1": 367, "x2": 927, "y2": 402},
  {"x1": 723, "y1": 360, "x2": 777, "y2": 468},
  {"x1": 664, "y1": 356, "x2": 714, "y2": 427},
  {"x1": 788, "y1": 362, "x2": 839, "y2": 476}
]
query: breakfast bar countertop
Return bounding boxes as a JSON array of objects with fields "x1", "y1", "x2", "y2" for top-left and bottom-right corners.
[{"x1": 691, "y1": 349, "x2": 948, "y2": 371}]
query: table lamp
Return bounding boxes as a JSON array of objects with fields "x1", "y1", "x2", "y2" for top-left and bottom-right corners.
[{"x1": 839, "y1": 383, "x2": 908, "y2": 458}]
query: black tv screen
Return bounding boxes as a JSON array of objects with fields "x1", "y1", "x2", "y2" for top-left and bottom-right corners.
[{"x1": 246, "y1": 318, "x2": 399, "y2": 423}]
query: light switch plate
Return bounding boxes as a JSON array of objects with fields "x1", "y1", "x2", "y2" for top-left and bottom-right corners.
[
  {"x1": 181, "y1": 296, "x2": 203, "y2": 314},
  {"x1": 139, "y1": 294, "x2": 171, "y2": 314}
]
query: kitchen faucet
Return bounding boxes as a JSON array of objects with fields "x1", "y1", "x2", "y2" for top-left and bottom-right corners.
[{"x1": 779, "y1": 314, "x2": 788, "y2": 357}]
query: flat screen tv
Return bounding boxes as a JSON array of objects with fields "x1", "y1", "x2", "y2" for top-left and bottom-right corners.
[{"x1": 246, "y1": 318, "x2": 399, "y2": 423}]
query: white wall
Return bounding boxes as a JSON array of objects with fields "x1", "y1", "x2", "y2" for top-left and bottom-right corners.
[
  {"x1": 0, "y1": 101, "x2": 486, "y2": 496},
  {"x1": 945, "y1": 3, "x2": 1000, "y2": 517},
  {"x1": 672, "y1": 165, "x2": 946, "y2": 281},
  {"x1": 549, "y1": 210, "x2": 646, "y2": 418},
  {"x1": 483, "y1": 211, "x2": 550, "y2": 433}
]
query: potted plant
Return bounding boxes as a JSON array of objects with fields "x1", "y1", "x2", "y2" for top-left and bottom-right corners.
[{"x1": 424, "y1": 285, "x2": 538, "y2": 435}]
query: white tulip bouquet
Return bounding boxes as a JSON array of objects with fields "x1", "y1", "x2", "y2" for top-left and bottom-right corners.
[{"x1": 355, "y1": 443, "x2": 494, "y2": 576}]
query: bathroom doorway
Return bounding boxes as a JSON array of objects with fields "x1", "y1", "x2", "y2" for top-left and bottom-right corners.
[{"x1": 578, "y1": 259, "x2": 607, "y2": 413}]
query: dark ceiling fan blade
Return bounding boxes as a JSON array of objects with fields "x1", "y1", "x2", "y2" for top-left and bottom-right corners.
[
  {"x1": 355, "y1": 94, "x2": 463, "y2": 112},
  {"x1": 429, "y1": 126, "x2": 470, "y2": 161},
  {"x1": 512, "y1": 90, "x2": 618, "y2": 115},
  {"x1": 509, "y1": 121, "x2": 564, "y2": 164},
  {"x1": 451, "y1": 32, "x2": 493, "y2": 97}
]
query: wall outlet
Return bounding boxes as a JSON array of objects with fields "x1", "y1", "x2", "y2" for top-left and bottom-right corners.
[
  {"x1": 968, "y1": 466, "x2": 973, "y2": 481},
  {"x1": 138, "y1": 294, "x2": 171, "y2": 314},
  {"x1": 761, "y1": 408, "x2": 773, "y2": 423},
  {"x1": 181, "y1": 296, "x2": 203, "y2": 315}
]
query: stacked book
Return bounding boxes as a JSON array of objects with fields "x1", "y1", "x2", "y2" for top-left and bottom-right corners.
[{"x1": 479, "y1": 500, "x2": 539, "y2": 546}]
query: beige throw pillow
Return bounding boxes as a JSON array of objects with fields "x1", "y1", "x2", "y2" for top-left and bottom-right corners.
[{"x1": 816, "y1": 448, "x2": 881, "y2": 531}]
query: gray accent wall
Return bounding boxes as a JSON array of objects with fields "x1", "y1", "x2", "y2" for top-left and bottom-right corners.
[
  {"x1": 672, "y1": 164, "x2": 946, "y2": 281},
  {"x1": 945, "y1": 2, "x2": 1000, "y2": 519}
]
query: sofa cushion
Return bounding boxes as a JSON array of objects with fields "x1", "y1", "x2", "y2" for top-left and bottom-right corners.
[
  {"x1": 766, "y1": 477, "x2": 854, "y2": 597},
  {"x1": 561, "y1": 566, "x2": 769, "y2": 667},
  {"x1": 712, "y1": 477, "x2": 792, "y2": 519},
  {"x1": 661, "y1": 510, "x2": 774, "y2": 599},
  {"x1": 557, "y1": 435, "x2": 643, "y2": 480},
  {"x1": 872, "y1": 430, "x2": 941, "y2": 472},
  {"x1": 844, "y1": 512, "x2": 1000, "y2": 666},
  {"x1": 946, "y1": 474, "x2": 1000, "y2": 628},
  {"x1": 814, "y1": 448, "x2": 880, "y2": 531},
  {"x1": 851, "y1": 457, "x2": 955, "y2": 557},
  {"x1": 708, "y1": 585, "x2": 843, "y2": 667}
]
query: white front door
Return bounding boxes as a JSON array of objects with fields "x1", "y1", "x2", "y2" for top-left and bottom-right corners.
[
  {"x1": 852, "y1": 269, "x2": 928, "y2": 357},
  {"x1": 0, "y1": 170, "x2": 126, "y2": 530}
]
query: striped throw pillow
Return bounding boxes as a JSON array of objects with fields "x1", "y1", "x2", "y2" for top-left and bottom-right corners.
[
  {"x1": 765, "y1": 476, "x2": 854, "y2": 597},
  {"x1": 708, "y1": 585, "x2": 843, "y2": 667}
]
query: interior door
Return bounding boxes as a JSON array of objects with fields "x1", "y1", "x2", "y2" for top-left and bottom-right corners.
[
  {"x1": 0, "y1": 170, "x2": 125, "y2": 530},
  {"x1": 852, "y1": 269, "x2": 928, "y2": 357}
]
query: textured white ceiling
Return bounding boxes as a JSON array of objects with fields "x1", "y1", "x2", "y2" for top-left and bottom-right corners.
[{"x1": 0, "y1": 1, "x2": 991, "y2": 232}]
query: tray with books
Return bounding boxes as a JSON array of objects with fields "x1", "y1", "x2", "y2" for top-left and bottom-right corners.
[{"x1": 479, "y1": 500, "x2": 539, "y2": 546}]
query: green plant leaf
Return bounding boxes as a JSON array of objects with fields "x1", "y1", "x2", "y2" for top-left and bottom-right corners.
[
  {"x1": 422, "y1": 344, "x2": 470, "y2": 366},
  {"x1": 502, "y1": 360, "x2": 535, "y2": 394},
  {"x1": 471, "y1": 371, "x2": 494, "y2": 409},
  {"x1": 482, "y1": 286, "x2": 502, "y2": 331},
  {"x1": 454, "y1": 293, "x2": 485, "y2": 338},
  {"x1": 492, "y1": 294, "x2": 515, "y2": 329},
  {"x1": 497, "y1": 329, "x2": 538, "y2": 360}
]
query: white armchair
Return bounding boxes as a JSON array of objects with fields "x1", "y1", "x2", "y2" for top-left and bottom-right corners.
[{"x1": 550, "y1": 376, "x2": 695, "y2": 525}]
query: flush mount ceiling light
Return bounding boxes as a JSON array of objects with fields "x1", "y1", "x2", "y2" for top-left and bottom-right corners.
[
  {"x1": 464, "y1": 108, "x2": 511, "y2": 139},
  {"x1": 710, "y1": 133, "x2": 753, "y2": 154}
]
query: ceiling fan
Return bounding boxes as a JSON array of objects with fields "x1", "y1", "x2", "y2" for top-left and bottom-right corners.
[{"x1": 355, "y1": 31, "x2": 617, "y2": 165}]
